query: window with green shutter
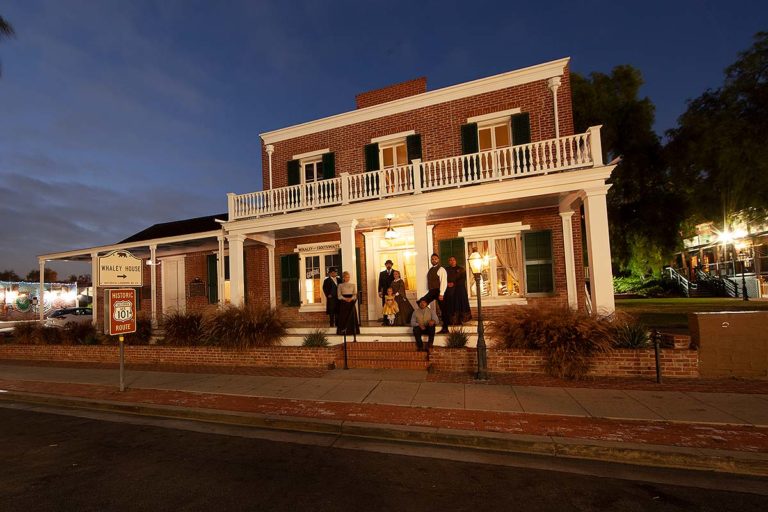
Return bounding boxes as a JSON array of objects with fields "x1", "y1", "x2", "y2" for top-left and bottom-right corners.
[
  {"x1": 511, "y1": 113, "x2": 531, "y2": 145},
  {"x1": 321, "y1": 152, "x2": 336, "y2": 180},
  {"x1": 460, "y1": 123, "x2": 479, "y2": 154},
  {"x1": 207, "y1": 254, "x2": 218, "y2": 304},
  {"x1": 280, "y1": 254, "x2": 300, "y2": 306},
  {"x1": 406, "y1": 134, "x2": 422, "y2": 162},
  {"x1": 523, "y1": 230, "x2": 554, "y2": 294},
  {"x1": 287, "y1": 159, "x2": 301, "y2": 186},
  {"x1": 439, "y1": 237, "x2": 466, "y2": 268}
]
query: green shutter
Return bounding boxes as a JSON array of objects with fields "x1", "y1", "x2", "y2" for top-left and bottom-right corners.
[
  {"x1": 207, "y1": 254, "x2": 218, "y2": 304},
  {"x1": 287, "y1": 159, "x2": 301, "y2": 185},
  {"x1": 321, "y1": 152, "x2": 335, "y2": 179},
  {"x1": 460, "y1": 123, "x2": 478, "y2": 154},
  {"x1": 511, "y1": 113, "x2": 531, "y2": 145},
  {"x1": 406, "y1": 134, "x2": 422, "y2": 162},
  {"x1": 523, "y1": 230, "x2": 553, "y2": 294},
  {"x1": 280, "y1": 254, "x2": 300, "y2": 306},
  {"x1": 439, "y1": 237, "x2": 466, "y2": 269},
  {"x1": 364, "y1": 143, "x2": 379, "y2": 171}
]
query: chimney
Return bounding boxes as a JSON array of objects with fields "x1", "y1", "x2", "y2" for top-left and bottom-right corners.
[{"x1": 355, "y1": 77, "x2": 427, "y2": 109}]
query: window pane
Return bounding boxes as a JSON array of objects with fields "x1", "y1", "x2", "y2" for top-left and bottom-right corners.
[
  {"x1": 467, "y1": 240, "x2": 490, "y2": 297},
  {"x1": 382, "y1": 147, "x2": 394, "y2": 168},
  {"x1": 316, "y1": 161, "x2": 324, "y2": 178},
  {"x1": 495, "y1": 237, "x2": 521, "y2": 296},
  {"x1": 324, "y1": 254, "x2": 340, "y2": 274},
  {"x1": 304, "y1": 256, "x2": 322, "y2": 304},
  {"x1": 495, "y1": 125, "x2": 511, "y2": 147},
  {"x1": 395, "y1": 144, "x2": 407, "y2": 166},
  {"x1": 478, "y1": 128, "x2": 492, "y2": 151},
  {"x1": 304, "y1": 163, "x2": 315, "y2": 183},
  {"x1": 525, "y1": 263, "x2": 553, "y2": 294}
]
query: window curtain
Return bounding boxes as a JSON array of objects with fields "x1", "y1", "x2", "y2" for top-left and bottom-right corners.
[{"x1": 495, "y1": 237, "x2": 521, "y2": 296}]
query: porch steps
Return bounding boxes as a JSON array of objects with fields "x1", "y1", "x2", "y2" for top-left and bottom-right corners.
[{"x1": 334, "y1": 341, "x2": 430, "y2": 370}]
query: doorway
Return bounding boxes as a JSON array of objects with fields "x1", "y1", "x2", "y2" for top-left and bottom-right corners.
[
  {"x1": 162, "y1": 256, "x2": 186, "y2": 313},
  {"x1": 365, "y1": 226, "x2": 420, "y2": 320}
]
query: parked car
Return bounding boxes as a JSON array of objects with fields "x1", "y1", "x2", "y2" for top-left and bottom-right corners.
[{"x1": 45, "y1": 307, "x2": 93, "y2": 327}]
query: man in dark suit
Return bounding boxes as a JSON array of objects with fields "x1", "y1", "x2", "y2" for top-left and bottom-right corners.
[
  {"x1": 322, "y1": 267, "x2": 340, "y2": 327},
  {"x1": 378, "y1": 259, "x2": 395, "y2": 323}
]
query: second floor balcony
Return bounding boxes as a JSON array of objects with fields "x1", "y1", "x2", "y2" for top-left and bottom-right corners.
[{"x1": 228, "y1": 126, "x2": 604, "y2": 222}]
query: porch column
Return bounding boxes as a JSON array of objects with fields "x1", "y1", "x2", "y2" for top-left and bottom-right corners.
[
  {"x1": 91, "y1": 252, "x2": 99, "y2": 327},
  {"x1": 559, "y1": 211, "x2": 578, "y2": 311},
  {"x1": 582, "y1": 187, "x2": 615, "y2": 315},
  {"x1": 338, "y1": 219, "x2": 358, "y2": 285},
  {"x1": 149, "y1": 244, "x2": 158, "y2": 326},
  {"x1": 267, "y1": 244, "x2": 277, "y2": 308},
  {"x1": 217, "y1": 235, "x2": 226, "y2": 305},
  {"x1": 410, "y1": 211, "x2": 430, "y2": 299},
  {"x1": 227, "y1": 234, "x2": 246, "y2": 306},
  {"x1": 38, "y1": 259, "x2": 45, "y2": 321}
]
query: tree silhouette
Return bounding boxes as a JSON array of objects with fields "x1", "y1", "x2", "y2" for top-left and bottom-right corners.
[{"x1": 0, "y1": 15, "x2": 15, "y2": 77}]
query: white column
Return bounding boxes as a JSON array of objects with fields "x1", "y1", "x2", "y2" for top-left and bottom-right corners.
[
  {"x1": 227, "y1": 234, "x2": 246, "y2": 306},
  {"x1": 217, "y1": 235, "x2": 226, "y2": 306},
  {"x1": 149, "y1": 244, "x2": 158, "y2": 326},
  {"x1": 559, "y1": 211, "x2": 578, "y2": 311},
  {"x1": 38, "y1": 259, "x2": 45, "y2": 321},
  {"x1": 91, "y1": 252, "x2": 99, "y2": 327},
  {"x1": 410, "y1": 211, "x2": 430, "y2": 299},
  {"x1": 338, "y1": 219, "x2": 358, "y2": 285},
  {"x1": 267, "y1": 244, "x2": 276, "y2": 308},
  {"x1": 266, "y1": 144, "x2": 275, "y2": 190},
  {"x1": 547, "y1": 76, "x2": 562, "y2": 139},
  {"x1": 582, "y1": 187, "x2": 615, "y2": 315}
]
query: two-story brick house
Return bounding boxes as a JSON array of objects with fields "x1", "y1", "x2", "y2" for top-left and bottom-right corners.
[{"x1": 38, "y1": 57, "x2": 615, "y2": 328}]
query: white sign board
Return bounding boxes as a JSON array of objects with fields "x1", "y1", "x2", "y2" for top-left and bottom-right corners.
[{"x1": 98, "y1": 250, "x2": 143, "y2": 287}]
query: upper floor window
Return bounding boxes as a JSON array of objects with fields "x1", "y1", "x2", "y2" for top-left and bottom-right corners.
[
  {"x1": 477, "y1": 122, "x2": 511, "y2": 152},
  {"x1": 380, "y1": 140, "x2": 408, "y2": 170},
  {"x1": 303, "y1": 157, "x2": 324, "y2": 184},
  {"x1": 461, "y1": 110, "x2": 530, "y2": 155},
  {"x1": 364, "y1": 132, "x2": 422, "y2": 172},
  {"x1": 287, "y1": 150, "x2": 335, "y2": 186}
]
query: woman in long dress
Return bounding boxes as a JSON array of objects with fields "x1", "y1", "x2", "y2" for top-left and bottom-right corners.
[
  {"x1": 336, "y1": 271, "x2": 360, "y2": 335},
  {"x1": 391, "y1": 270, "x2": 414, "y2": 326}
]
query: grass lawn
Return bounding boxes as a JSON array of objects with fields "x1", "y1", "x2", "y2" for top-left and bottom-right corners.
[{"x1": 616, "y1": 297, "x2": 768, "y2": 333}]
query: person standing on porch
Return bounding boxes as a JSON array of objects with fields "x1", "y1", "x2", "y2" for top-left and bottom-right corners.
[
  {"x1": 322, "y1": 267, "x2": 339, "y2": 327},
  {"x1": 445, "y1": 256, "x2": 472, "y2": 325},
  {"x1": 411, "y1": 298, "x2": 438, "y2": 352},
  {"x1": 419, "y1": 253, "x2": 448, "y2": 333},
  {"x1": 378, "y1": 259, "x2": 395, "y2": 322},
  {"x1": 336, "y1": 271, "x2": 360, "y2": 335},
  {"x1": 391, "y1": 270, "x2": 413, "y2": 325}
]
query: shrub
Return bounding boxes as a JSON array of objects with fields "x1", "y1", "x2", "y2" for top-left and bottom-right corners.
[
  {"x1": 206, "y1": 304, "x2": 286, "y2": 350},
  {"x1": 162, "y1": 311, "x2": 206, "y2": 346},
  {"x1": 124, "y1": 313, "x2": 153, "y2": 345},
  {"x1": 36, "y1": 326, "x2": 63, "y2": 345},
  {"x1": 445, "y1": 327, "x2": 469, "y2": 348},
  {"x1": 62, "y1": 322, "x2": 101, "y2": 345},
  {"x1": 13, "y1": 322, "x2": 40, "y2": 345},
  {"x1": 611, "y1": 315, "x2": 650, "y2": 349},
  {"x1": 302, "y1": 328, "x2": 329, "y2": 347},
  {"x1": 489, "y1": 306, "x2": 613, "y2": 380}
]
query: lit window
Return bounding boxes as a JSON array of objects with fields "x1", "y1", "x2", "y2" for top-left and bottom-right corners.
[
  {"x1": 466, "y1": 237, "x2": 523, "y2": 298},
  {"x1": 478, "y1": 122, "x2": 512, "y2": 152},
  {"x1": 299, "y1": 251, "x2": 341, "y2": 306}
]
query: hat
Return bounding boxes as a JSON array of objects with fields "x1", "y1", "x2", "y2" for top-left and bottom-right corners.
[
  {"x1": 328, "y1": 267, "x2": 338, "y2": 273},
  {"x1": 384, "y1": 259, "x2": 393, "y2": 265}
]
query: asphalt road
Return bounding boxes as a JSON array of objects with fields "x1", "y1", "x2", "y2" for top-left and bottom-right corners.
[{"x1": 0, "y1": 405, "x2": 766, "y2": 512}]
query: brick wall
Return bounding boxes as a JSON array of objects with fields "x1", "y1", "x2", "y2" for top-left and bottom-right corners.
[
  {"x1": 356, "y1": 77, "x2": 427, "y2": 109},
  {"x1": 263, "y1": 65, "x2": 574, "y2": 189}
]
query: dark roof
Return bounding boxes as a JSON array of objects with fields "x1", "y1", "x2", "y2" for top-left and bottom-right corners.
[{"x1": 119, "y1": 214, "x2": 227, "y2": 244}]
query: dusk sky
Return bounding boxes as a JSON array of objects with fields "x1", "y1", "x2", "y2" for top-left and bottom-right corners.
[{"x1": 1, "y1": 0, "x2": 766, "y2": 277}]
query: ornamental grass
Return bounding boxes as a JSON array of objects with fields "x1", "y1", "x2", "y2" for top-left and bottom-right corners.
[
  {"x1": 205, "y1": 304, "x2": 286, "y2": 350},
  {"x1": 162, "y1": 310, "x2": 207, "y2": 346}
]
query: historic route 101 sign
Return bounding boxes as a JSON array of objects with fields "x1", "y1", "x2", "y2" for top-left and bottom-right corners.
[
  {"x1": 98, "y1": 250, "x2": 143, "y2": 287},
  {"x1": 105, "y1": 288, "x2": 137, "y2": 336}
]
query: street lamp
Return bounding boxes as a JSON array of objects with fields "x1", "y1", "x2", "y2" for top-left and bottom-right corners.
[{"x1": 468, "y1": 251, "x2": 488, "y2": 380}]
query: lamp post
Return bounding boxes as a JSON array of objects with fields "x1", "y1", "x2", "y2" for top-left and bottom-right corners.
[{"x1": 468, "y1": 251, "x2": 488, "y2": 380}]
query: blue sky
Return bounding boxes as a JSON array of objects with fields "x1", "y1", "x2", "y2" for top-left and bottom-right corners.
[{"x1": 0, "y1": 0, "x2": 766, "y2": 276}]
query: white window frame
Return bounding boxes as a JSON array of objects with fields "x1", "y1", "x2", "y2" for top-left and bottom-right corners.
[
  {"x1": 300, "y1": 156, "x2": 323, "y2": 185},
  {"x1": 477, "y1": 120, "x2": 512, "y2": 152},
  {"x1": 378, "y1": 138, "x2": 408, "y2": 170},
  {"x1": 294, "y1": 242, "x2": 341, "y2": 313},
  {"x1": 468, "y1": 108, "x2": 520, "y2": 151}
]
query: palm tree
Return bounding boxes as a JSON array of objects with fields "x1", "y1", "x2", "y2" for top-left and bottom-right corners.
[{"x1": 0, "y1": 15, "x2": 15, "y2": 77}]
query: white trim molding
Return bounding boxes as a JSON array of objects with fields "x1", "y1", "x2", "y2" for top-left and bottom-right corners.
[
  {"x1": 261, "y1": 58, "x2": 570, "y2": 144},
  {"x1": 458, "y1": 222, "x2": 531, "y2": 240},
  {"x1": 370, "y1": 130, "x2": 415, "y2": 144},
  {"x1": 292, "y1": 148, "x2": 331, "y2": 160},
  {"x1": 467, "y1": 108, "x2": 521, "y2": 125}
]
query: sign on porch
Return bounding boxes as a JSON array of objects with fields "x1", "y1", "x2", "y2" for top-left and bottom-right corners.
[{"x1": 98, "y1": 250, "x2": 143, "y2": 287}]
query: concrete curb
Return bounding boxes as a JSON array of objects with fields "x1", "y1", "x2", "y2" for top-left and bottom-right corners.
[{"x1": 2, "y1": 391, "x2": 767, "y2": 477}]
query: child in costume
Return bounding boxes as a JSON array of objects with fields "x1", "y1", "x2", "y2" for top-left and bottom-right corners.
[{"x1": 381, "y1": 287, "x2": 399, "y2": 326}]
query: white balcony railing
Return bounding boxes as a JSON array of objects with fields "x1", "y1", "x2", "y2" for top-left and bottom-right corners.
[{"x1": 229, "y1": 126, "x2": 603, "y2": 221}]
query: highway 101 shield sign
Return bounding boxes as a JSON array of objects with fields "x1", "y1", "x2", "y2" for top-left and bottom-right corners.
[
  {"x1": 98, "y1": 250, "x2": 143, "y2": 287},
  {"x1": 106, "y1": 289, "x2": 137, "y2": 336}
]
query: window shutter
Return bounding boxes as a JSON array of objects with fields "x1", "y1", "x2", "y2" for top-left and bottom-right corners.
[
  {"x1": 207, "y1": 254, "x2": 218, "y2": 304},
  {"x1": 321, "y1": 152, "x2": 335, "y2": 180},
  {"x1": 364, "y1": 143, "x2": 380, "y2": 171},
  {"x1": 439, "y1": 237, "x2": 466, "y2": 269},
  {"x1": 287, "y1": 159, "x2": 301, "y2": 185},
  {"x1": 280, "y1": 254, "x2": 300, "y2": 306},
  {"x1": 511, "y1": 113, "x2": 531, "y2": 145},
  {"x1": 406, "y1": 134, "x2": 422, "y2": 162},
  {"x1": 460, "y1": 123, "x2": 479, "y2": 154},
  {"x1": 523, "y1": 230, "x2": 554, "y2": 294}
]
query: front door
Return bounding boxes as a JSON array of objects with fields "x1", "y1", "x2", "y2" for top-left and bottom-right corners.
[
  {"x1": 162, "y1": 256, "x2": 186, "y2": 313},
  {"x1": 370, "y1": 227, "x2": 418, "y2": 320}
]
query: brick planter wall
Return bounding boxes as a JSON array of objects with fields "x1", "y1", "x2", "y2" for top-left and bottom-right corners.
[{"x1": 0, "y1": 345, "x2": 340, "y2": 369}]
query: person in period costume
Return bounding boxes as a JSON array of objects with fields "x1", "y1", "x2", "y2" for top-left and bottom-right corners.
[
  {"x1": 418, "y1": 253, "x2": 448, "y2": 333},
  {"x1": 377, "y1": 259, "x2": 395, "y2": 323},
  {"x1": 381, "y1": 287, "x2": 399, "y2": 326},
  {"x1": 336, "y1": 271, "x2": 360, "y2": 335},
  {"x1": 411, "y1": 298, "x2": 439, "y2": 352},
  {"x1": 391, "y1": 270, "x2": 413, "y2": 326},
  {"x1": 444, "y1": 256, "x2": 472, "y2": 325},
  {"x1": 321, "y1": 267, "x2": 340, "y2": 327}
]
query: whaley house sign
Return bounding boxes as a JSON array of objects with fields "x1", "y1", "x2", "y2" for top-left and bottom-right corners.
[{"x1": 98, "y1": 250, "x2": 143, "y2": 287}]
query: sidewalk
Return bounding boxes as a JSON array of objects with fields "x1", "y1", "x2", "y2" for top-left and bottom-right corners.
[{"x1": 1, "y1": 362, "x2": 767, "y2": 475}]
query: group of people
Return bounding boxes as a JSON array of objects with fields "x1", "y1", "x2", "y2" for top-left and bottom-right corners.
[{"x1": 321, "y1": 253, "x2": 471, "y2": 350}]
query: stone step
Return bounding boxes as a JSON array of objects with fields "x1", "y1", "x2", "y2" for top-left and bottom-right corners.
[{"x1": 336, "y1": 358, "x2": 430, "y2": 370}]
